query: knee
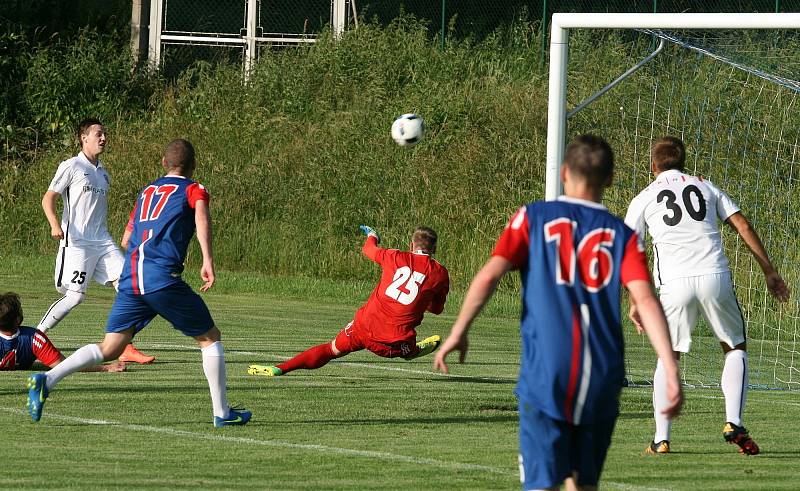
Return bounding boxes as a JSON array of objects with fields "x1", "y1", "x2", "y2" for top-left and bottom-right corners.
[
  {"x1": 64, "y1": 290, "x2": 86, "y2": 309},
  {"x1": 195, "y1": 325, "x2": 221, "y2": 344}
]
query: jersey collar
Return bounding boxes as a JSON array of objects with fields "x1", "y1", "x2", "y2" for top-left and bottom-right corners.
[
  {"x1": 0, "y1": 330, "x2": 19, "y2": 340},
  {"x1": 78, "y1": 151, "x2": 103, "y2": 169},
  {"x1": 557, "y1": 195, "x2": 608, "y2": 211}
]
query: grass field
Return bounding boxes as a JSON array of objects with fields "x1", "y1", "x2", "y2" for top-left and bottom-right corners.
[{"x1": 3, "y1": 257, "x2": 800, "y2": 490}]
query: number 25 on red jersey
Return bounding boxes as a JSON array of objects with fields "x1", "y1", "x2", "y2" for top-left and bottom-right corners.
[
  {"x1": 544, "y1": 218, "x2": 615, "y2": 292},
  {"x1": 385, "y1": 266, "x2": 426, "y2": 305}
]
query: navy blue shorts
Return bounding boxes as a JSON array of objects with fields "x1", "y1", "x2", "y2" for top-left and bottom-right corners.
[
  {"x1": 518, "y1": 402, "x2": 616, "y2": 489},
  {"x1": 106, "y1": 282, "x2": 215, "y2": 337}
]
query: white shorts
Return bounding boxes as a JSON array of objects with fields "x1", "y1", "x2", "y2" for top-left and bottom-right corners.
[
  {"x1": 658, "y1": 272, "x2": 745, "y2": 352},
  {"x1": 54, "y1": 243, "x2": 123, "y2": 294}
]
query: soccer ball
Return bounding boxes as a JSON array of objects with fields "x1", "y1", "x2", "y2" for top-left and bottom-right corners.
[{"x1": 391, "y1": 114, "x2": 425, "y2": 147}]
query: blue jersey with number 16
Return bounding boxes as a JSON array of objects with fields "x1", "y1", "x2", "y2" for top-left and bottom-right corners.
[
  {"x1": 119, "y1": 175, "x2": 210, "y2": 295},
  {"x1": 493, "y1": 196, "x2": 650, "y2": 425}
]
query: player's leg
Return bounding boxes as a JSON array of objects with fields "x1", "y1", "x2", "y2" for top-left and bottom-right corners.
[
  {"x1": 570, "y1": 417, "x2": 616, "y2": 490},
  {"x1": 648, "y1": 278, "x2": 697, "y2": 453},
  {"x1": 698, "y1": 273, "x2": 758, "y2": 454},
  {"x1": 94, "y1": 245, "x2": 155, "y2": 364},
  {"x1": 28, "y1": 329, "x2": 134, "y2": 422},
  {"x1": 402, "y1": 334, "x2": 442, "y2": 360},
  {"x1": 36, "y1": 245, "x2": 95, "y2": 332},
  {"x1": 193, "y1": 325, "x2": 250, "y2": 426},
  {"x1": 150, "y1": 282, "x2": 250, "y2": 426},
  {"x1": 518, "y1": 402, "x2": 571, "y2": 491},
  {"x1": 249, "y1": 320, "x2": 358, "y2": 377}
]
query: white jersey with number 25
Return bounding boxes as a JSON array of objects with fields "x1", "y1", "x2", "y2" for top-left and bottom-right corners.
[{"x1": 624, "y1": 169, "x2": 740, "y2": 287}]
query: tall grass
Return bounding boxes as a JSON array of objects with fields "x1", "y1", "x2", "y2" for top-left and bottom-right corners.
[{"x1": 1, "y1": 18, "x2": 547, "y2": 290}]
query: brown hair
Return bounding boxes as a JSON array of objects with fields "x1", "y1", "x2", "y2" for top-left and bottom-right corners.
[
  {"x1": 76, "y1": 118, "x2": 104, "y2": 147},
  {"x1": 651, "y1": 136, "x2": 685, "y2": 172},
  {"x1": 563, "y1": 134, "x2": 614, "y2": 189},
  {"x1": 412, "y1": 227, "x2": 438, "y2": 254},
  {"x1": 164, "y1": 138, "x2": 197, "y2": 174},
  {"x1": 0, "y1": 292, "x2": 23, "y2": 331}
]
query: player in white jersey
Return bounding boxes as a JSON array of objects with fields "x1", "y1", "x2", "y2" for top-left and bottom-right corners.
[
  {"x1": 625, "y1": 136, "x2": 790, "y2": 456},
  {"x1": 38, "y1": 118, "x2": 155, "y2": 364}
]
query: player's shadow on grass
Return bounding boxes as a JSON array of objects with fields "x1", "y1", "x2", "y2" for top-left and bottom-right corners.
[{"x1": 617, "y1": 412, "x2": 653, "y2": 420}]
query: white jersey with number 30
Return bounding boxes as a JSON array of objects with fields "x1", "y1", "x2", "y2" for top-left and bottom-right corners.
[{"x1": 624, "y1": 169, "x2": 740, "y2": 287}]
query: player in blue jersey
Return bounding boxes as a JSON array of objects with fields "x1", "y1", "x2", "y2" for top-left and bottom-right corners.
[
  {"x1": 26, "y1": 139, "x2": 251, "y2": 427},
  {"x1": 1, "y1": 292, "x2": 124, "y2": 372},
  {"x1": 434, "y1": 135, "x2": 683, "y2": 491}
]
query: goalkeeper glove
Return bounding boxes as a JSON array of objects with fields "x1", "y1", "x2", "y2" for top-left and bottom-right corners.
[{"x1": 359, "y1": 225, "x2": 380, "y2": 243}]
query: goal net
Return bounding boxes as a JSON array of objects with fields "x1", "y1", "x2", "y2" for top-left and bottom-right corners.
[{"x1": 546, "y1": 14, "x2": 800, "y2": 390}]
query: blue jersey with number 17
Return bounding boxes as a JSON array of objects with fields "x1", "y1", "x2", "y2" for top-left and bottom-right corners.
[
  {"x1": 493, "y1": 196, "x2": 650, "y2": 425},
  {"x1": 119, "y1": 175, "x2": 210, "y2": 295}
]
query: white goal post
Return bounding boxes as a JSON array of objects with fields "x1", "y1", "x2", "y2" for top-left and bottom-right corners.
[
  {"x1": 545, "y1": 13, "x2": 800, "y2": 200},
  {"x1": 544, "y1": 12, "x2": 800, "y2": 389}
]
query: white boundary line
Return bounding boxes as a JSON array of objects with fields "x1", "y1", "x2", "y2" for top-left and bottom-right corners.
[{"x1": 1, "y1": 406, "x2": 668, "y2": 491}]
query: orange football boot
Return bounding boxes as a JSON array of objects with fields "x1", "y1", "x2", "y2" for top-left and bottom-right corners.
[{"x1": 119, "y1": 343, "x2": 155, "y2": 364}]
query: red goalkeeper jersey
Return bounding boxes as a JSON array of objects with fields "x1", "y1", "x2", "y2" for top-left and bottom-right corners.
[{"x1": 354, "y1": 236, "x2": 450, "y2": 342}]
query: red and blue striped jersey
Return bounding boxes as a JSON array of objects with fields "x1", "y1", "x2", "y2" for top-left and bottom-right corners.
[
  {"x1": 493, "y1": 196, "x2": 650, "y2": 424},
  {"x1": 119, "y1": 175, "x2": 209, "y2": 295},
  {"x1": 0, "y1": 327, "x2": 62, "y2": 370}
]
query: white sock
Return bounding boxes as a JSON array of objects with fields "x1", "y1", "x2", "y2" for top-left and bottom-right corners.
[
  {"x1": 46, "y1": 344, "x2": 104, "y2": 390},
  {"x1": 653, "y1": 358, "x2": 673, "y2": 443},
  {"x1": 201, "y1": 342, "x2": 229, "y2": 419},
  {"x1": 721, "y1": 349, "x2": 748, "y2": 426},
  {"x1": 37, "y1": 290, "x2": 85, "y2": 332}
]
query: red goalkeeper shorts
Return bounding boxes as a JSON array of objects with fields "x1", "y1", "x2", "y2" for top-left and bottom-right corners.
[{"x1": 334, "y1": 320, "x2": 418, "y2": 358}]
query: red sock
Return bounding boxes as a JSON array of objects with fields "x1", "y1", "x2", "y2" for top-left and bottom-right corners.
[{"x1": 277, "y1": 343, "x2": 337, "y2": 374}]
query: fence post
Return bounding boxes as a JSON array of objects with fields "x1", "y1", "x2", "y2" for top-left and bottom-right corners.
[
  {"x1": 244, "y1": 0, "x2": 257, "y2": 77},
  {"x1": 147, "y1": 0, "x2": 163, "y2": 68},
  {"x1": 539, "y1": 0, "x2": 548, "y2": 70},
  {"x1": 332, "y1": 0, "x2": 346, "y2": 38},
  {"x1": 440, "y1": 0, "x2": 446, "y2": 51},
  {"x1": 776, "y1": 0, "x2": 781, "y2": 12},
  {"x1": 130, "y1": 0, "x2": 150, "y2": 67}
]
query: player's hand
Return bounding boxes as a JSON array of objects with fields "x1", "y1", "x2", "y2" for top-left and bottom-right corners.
[
  {"x1": 628, "y1": 304, "x2": 645, "y2": 334},
  {"x1": 359, "y1": 225, "x2": 380, "y2": 243},
  {"x1": 200, "y1": 262, "x2": 215, "y2": 292},
  {"x1": 662, "y1": 372, "x2": 683, "y2": 420},
  {"x1": 103, "y1": 361, "x2": 127, "y2": 372},
  {"x1": 765, "y1": 271, "x2": 790, "y2": 302},
  {"x1": 433, "y1": 334, "x2": 469, "y2": 374},
  {"x1": 50, "y1": 225, "x2": 64, "y2": 240}
]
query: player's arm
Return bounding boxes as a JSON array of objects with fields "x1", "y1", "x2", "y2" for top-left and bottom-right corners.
[
  {"x1": 626, "y1": 280, "x2": 683, "y2": 419},
  {"x1": 427, "y1": 274, "x2": 450, "y2": 315},
  {"x1": 195, "y1": 199, "x2": 215, "y2": 292},
  {"x1": 42, "y1": 190, "x2": 63, "y2": 240},
  {"x1": 433, "y1": 256, "x2": 512, "y2": 373},
  {"x1": 359, "y1": 225, "x2": 384, "y2": 262},
  {"x1": 726, "y1": 212, "x2": 790, "y2": 301},
  {"x1": 43, "y1": 354, "x2": 126, "y2": 372},
  {"x1": 120, "y1": 209, "x2": 135, "y2": 251}
]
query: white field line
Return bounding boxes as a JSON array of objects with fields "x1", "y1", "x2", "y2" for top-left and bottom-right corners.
[
  {"x1": 1, "y1": 406, "x2": 668, "y2": 491},
  {"x1": 147, "y1": 343, "x2": 516, "y2": 382}
]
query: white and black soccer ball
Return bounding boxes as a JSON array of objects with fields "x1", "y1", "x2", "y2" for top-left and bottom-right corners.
[{"x1": 391, "y1": 113, "x2": 425, "y2": 147}]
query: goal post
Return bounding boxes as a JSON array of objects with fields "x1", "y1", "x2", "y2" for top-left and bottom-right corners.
[
  {"x1": 546, "y1": 13, "x2": 800, "y2": 200},
  {"x1": 545, "y1": 13, "x2": 800, "y2": 389}
]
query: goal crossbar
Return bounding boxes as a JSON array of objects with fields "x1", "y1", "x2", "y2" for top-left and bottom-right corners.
[{"x1": 545, "y1": 13, "x2": 800, "y2": 199}]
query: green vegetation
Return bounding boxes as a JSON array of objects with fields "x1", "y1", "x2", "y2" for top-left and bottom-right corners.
[
  {"x1": 3, "y1": 271, "x2": 799, "y2": 490},
  {"x1": 2, "y1": 18, "x2": 798, "y2": 387}
]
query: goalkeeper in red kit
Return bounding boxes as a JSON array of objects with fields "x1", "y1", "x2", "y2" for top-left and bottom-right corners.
[{"x1": 247, "y1": 226, "x2": 449, "y2": 377}]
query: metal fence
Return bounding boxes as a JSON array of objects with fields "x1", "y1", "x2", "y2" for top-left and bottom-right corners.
[{"x1": 145, "y1": 0, "x2": 800, "y2": 74}]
